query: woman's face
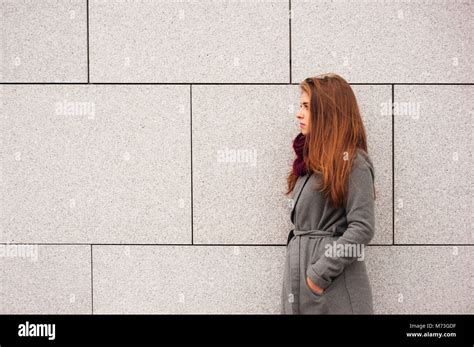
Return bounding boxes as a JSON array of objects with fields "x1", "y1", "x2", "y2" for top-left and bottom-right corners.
[{"x1": 297, "y1": 91, "x2": 311, "y2": 135}]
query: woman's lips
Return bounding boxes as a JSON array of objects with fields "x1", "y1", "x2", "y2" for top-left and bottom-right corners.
[{"x1": 299, "y1": 123, "x2": 305, "y2": 128}]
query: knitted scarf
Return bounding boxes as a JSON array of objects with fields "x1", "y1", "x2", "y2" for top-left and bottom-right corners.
[{"x1": 292, "y1": 132, "x2": 308, "y2": 176}]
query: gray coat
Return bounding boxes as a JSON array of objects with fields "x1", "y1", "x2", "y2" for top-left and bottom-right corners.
[{"x1": 281, "y1": 148, "x2": 375, "y2": 314}]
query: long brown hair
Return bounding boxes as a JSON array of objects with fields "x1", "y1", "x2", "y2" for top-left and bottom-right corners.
[{"x1": 286, "y1": 73, "x2": 375, "y2": 208}]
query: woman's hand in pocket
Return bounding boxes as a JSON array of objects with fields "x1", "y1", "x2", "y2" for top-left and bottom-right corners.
[{"x1": 306, "y1": 276, "x2": 324, "y2": 295}]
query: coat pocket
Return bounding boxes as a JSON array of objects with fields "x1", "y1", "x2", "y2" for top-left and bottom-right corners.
[
  {"x1": 304, "y1": 275, "x2": 325, "y2": 300},
  {"x1": 306, "y1": 235, "x2": 341, "y2": 293}
]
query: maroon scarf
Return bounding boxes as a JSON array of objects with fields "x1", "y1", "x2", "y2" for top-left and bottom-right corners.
[{"x1": 292, "y1": 132, "x2": 308, "y2": 176}]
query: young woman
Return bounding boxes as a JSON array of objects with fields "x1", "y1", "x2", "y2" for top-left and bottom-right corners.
[{"x1": 281, "y1": 73, "x2": 376, "y2": 314}]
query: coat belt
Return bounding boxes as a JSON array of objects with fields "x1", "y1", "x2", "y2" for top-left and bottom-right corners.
[
  {"x1": 287, "y1": 228, "x2": 334, "y2": 245},
  {"x1": 286, "y1": 228, "x2": 335, "y2": 313}
]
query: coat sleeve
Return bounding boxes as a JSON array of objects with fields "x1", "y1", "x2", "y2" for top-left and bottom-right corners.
[{"x1": 306, "y1": 156, "x2": 375, "y2": 290}]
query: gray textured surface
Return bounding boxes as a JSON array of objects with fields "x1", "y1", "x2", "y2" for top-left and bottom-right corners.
[
  {"x1": 192, "y1": 85, "x2": 296, "y2": 244},
  {"x1": 0, "y1": 245, "x2": 91, "y2": 313},
  {"x1": 394, "y1": 85, "x2": 473, "y2": 244},
  {"x1": 93, "y1": 245, "x2": 286, "y2": 314},
  {"x1": 292, "y1": 0, "x2": 473, "y2": 83},
  {"x1": 0, "y1": 85, "x2": 191, "y2": 244},
  {"x1": 0, "y1": 0, "x2": 87, "y2": 82},
  {"x1": 89, "y1": 0, "x2": 289, "y2": 83},
  {"x1": 367, "y1": 246, "x2": 473, "y2": 314}
]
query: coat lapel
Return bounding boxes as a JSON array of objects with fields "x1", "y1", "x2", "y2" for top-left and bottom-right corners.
[{"x1": 290, "y1": 172, "x2": 312, "y2": 225}]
